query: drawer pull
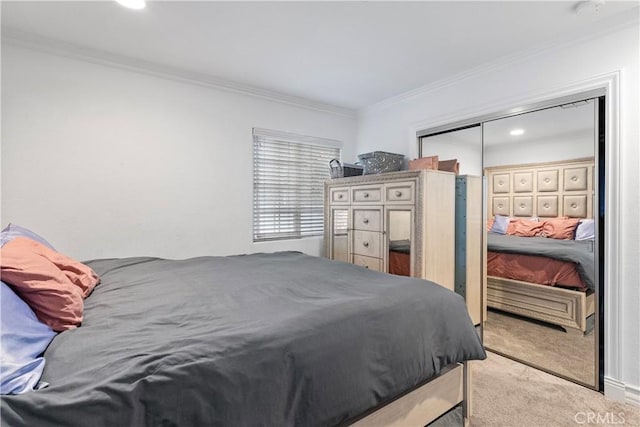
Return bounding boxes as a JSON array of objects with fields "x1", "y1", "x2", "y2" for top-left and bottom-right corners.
[
  {"x1": 363, "y1": 218, "x2": 369, "y2": 224},
  {"x1": 338, "y1": 194, "x2": 343, "y2": 199},
  {"x1": 363, "y1": 192, "x2": 369, "y2": 198},
  {"x1": 363, "y1": 241, "x2": 369, "y2": 248},
  {"x1": 395, "y1": 190, "x2": 402, "y2": 197}
]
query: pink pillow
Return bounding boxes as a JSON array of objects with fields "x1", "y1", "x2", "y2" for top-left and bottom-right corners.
[
  {"x1": 511, "y1": 219, "x2": 545, "y2": 237},
  {"x1": 0, "y1": 237, "x2": 100, "y2": 331},
  {"x1": 487, "y1": 218, "x2": 495, "y2": 231},
  {"x1": 541, "y1": 218, "x2": 580, "y2": 240}
]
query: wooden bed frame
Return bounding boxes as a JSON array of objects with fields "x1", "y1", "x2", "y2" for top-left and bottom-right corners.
[
  {"x1": 487, "y1": 276, "x2": 595, "y2": 332},
  {"x1": 485, "y1": 158, "x2": 595, "y2": 333},
  {"x1": 351, "y1": 362, "x2": 471, "y2": 426}
]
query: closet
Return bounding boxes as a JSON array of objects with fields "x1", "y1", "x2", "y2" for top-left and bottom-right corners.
[{"x1": 418, "y1": 91, "x2": 605, "y2": 390}]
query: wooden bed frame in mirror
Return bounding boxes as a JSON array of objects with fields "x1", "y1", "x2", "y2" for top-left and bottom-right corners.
[
  {"x1": 487, "y1": 277, "x2": 595, "y2": 332},
  {"x1": 485, "y1": 158, "x2": 596, "y2": 332}
]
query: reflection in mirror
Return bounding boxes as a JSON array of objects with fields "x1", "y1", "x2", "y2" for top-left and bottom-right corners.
[
  {"x1": 482, "y1": 100, "x2": 598, "y2": 388},
  {"x1": 331, "y1": 209, "x2": 349, "y2": 262},
  {"x1": 419, "y1": 125, "x2": 483, "y2": 326},
  {"x1": 420, "y1": 125, "x2": 483, "y2": 176},
  {"x1": 388, "y1": 210, "x2": 412, "y2": 276}
]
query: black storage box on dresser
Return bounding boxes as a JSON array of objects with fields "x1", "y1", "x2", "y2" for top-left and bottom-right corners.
[
  {"x1": 343, "y1": 163, "x2": 364, "y2": 177},
  {"x1": 329, "y1": 159, "x2": 364, "y2": 179}
]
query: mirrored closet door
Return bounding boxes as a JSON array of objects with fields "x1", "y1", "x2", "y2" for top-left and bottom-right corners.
[
  {"x1": 482, "y1": 100, "x2": 599, "y2": 388},
  {"x1": 420, "y1": 125, "x2": 484, "y2": 326},
  {"x1": 418, "y1": 93, "x2": 603, "y2": 390}
]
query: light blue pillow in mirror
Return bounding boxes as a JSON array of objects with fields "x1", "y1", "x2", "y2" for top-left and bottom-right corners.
[
  {"x1": 489, "y1": 215, "x2": 510, "y2": 235},
  {"x1": 575, "y1": 219, "x2": 595, "y2": 240},
  {"x1": 1, "y1": 281, "x2": 57, "y2": 394}
]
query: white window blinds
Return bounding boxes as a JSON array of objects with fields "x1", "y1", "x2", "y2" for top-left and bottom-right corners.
[{"x1": 253, "y1": 128, "x2": 341, "y2": 242}]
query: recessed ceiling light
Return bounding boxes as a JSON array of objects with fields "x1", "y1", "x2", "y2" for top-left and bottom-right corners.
[
  {"x1": 116, "y1": 0, "x2": 146, "y2": 10},
  {"x1": 510, "y1": 129, "x2": 525, "y2": 136}
]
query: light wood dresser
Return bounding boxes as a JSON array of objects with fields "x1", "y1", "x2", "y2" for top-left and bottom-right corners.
[{"x1": 324, "y1": 170, "x2": 455, "y2": 291}]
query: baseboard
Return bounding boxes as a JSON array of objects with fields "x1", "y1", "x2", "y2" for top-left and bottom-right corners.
[
  {"x1": 626, "y1": 384, "x2": 640, "y2": 407},
  {"x1": 604, "y1": 377, "x2": 640, "y2": 407}
]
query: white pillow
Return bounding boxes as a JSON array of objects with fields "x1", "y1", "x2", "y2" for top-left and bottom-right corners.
[
  {"x1": 489, "y1": 215, "x2": 510, "y2": 235},
  {"x1": 575, "y1": 219, "x2": 595, "y2": 240}
]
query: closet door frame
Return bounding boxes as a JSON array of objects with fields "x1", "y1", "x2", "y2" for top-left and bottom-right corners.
[{"x1": 417, "y1": 86, "x2": 609, "y2": 392}]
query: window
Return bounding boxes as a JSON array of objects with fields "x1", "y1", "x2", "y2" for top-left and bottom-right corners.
[{"x1": 253, "y1": 128, "x2": 341, "y2": 242}]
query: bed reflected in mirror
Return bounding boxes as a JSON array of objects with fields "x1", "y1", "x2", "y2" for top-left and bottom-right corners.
[
  {"x1": 387, "y1": 210, "x2": 412, "y2": 276},
  {"x1": 482, "y1": 100, "x2": 598, "y2": 388}
]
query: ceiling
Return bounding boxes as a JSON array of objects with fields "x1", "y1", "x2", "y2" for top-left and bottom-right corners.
[
  {"x1": 2, "y1": 1, "x2": 638, "y2": 110},
  {"x1": 483, "y1": 100, "x2": 595, "y2": 147}
]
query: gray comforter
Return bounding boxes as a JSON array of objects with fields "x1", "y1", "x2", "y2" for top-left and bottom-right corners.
[
  {"x1": 487, "y1": 234, "x2": 595, "y2": 290},
  {"x1": 1, "y1": 252, "x2": 485, "y2": 426},
  {"x1": 389, "y1": 239, "x2": 410, "y2": 254}
]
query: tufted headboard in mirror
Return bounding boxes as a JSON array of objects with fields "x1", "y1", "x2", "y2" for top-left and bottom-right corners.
[{"x1": 485, "y1": 157, "x2": 595, "y2": 219}]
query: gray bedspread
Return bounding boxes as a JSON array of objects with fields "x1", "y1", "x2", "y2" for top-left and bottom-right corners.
[
  {"x1": 389, "y1": 239, "x2": 410, "y2": 254},
  {"x1": 1, "y1": 252, "x2": 485, "y2": 427},
  {"x1": 487, "y1": 234, "x2": 595, "y2": 290}
]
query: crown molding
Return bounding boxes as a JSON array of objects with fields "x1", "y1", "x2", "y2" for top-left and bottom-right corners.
[
  {"x1": 360, "y1": 10, "x2": 638, "y2": 116},
  {"x1": 1, "y1": 27, "x2": 356, "y2": 119}
]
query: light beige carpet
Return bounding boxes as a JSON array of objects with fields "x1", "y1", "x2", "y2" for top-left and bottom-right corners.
[
  {"x1": 467, "y1": 352, "x2": 639, "y2": 427},
  {"x1": 484, "y1": 309, "x2": 595, "y2": 385}
]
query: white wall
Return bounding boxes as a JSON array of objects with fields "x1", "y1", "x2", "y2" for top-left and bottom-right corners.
[
  {"x1": 389, "y1": 211, "x2": 411, "y2": 241},
  {"x1": 357, "y1": 24, "x2": 639, "y2": 400},
  {"x1": 1, "y1": 44, "x2": 357, "y2": 260}
]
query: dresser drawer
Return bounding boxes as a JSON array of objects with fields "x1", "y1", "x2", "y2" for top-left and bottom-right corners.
[
  {"x1": 330, "y1": 187, "x2": 350, "y2": 204},
  {"x1": 385, "y1": 181, "x2": 415, "y2": 203},
  {"x1": 352, "y1": 185, "x2": 382, "y2": 204},
  {"x1": 352, "y1": 254, "x2": 383, "y2": 272},
  {"x1": 352, "y1": 230, "x2": 382, "y2": 258},
  {"x1": 353, "y1": 208, "x2": 382, "y2": 232}
]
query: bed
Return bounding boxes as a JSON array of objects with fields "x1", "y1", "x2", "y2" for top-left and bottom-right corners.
[
  {"x1": 388, "y1": 239, "x2": 411, "y2": 276},
  {"x1": 484, "y1": 158, "x2": 596, "y2": 333},
  {"x1": 486, "y1": 234, "x2": 595, "y2": 332},
  {"x1": 1, "y1": 250, "x2": 485, "y2": 426}
]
